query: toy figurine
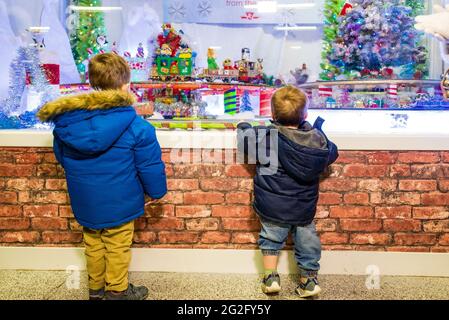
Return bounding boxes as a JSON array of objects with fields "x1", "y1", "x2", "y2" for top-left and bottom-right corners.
[
  {"x1": 161, "y1": 44, "x2": 173, "y2": 56},
  {"x1": 255, "y1": 58, "x2": 264, "y2": 74},
  {"x1": 242, "y1": 48, "x2": 251, "y2": 60},
  {"x1": 223, "y1": 58, "x2": 233, "y2": 70},
  {"x1": 207, "y1": 48, "x2": 219, "y2": 71},
  {"x1": 137, "y1": 43, "x2": 145, "y2": 58}
]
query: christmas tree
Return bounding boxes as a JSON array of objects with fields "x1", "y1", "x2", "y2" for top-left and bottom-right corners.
[
  {"x1": 240, "y1": 90, "x2": 253, "y2": 113},
  {"x1": 320, "y1": 0, "x2": 345, "y2": 81},
  {"x1": 69, "y1": 0, "x2": 108, "y2": 78},
  {"x1": 323, "y1": 0, "x2": 427, "y2": 80}
]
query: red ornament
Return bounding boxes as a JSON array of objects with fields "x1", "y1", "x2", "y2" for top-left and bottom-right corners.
[{"x1": 340, "y1": 1, "x2": 353, "y2": 16}]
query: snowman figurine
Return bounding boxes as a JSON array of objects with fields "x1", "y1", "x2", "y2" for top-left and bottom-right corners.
[{"x1": 96, "y1": 35, "x2": 109, "y2": 54}]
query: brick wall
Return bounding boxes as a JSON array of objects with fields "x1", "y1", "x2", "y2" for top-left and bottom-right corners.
[{"x1": 0, "y1": 148, "x2": 448, "y2": 252}]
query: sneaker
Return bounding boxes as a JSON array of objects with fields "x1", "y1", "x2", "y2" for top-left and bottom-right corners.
[
  {"x1": 261, "y1": 272, "x2": 281, "y2": 294},
  {"x1": 104, "y1": 283, "x2": 149, "y2": 300},
  {"x1": 89, "y1": 288, "x2": 105, "y2": 301},
  {"x1": 295, "y1": 277, "x2": 322, "y2": 298}
]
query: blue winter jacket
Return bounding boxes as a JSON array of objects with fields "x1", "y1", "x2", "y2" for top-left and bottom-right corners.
[
  {"x1": 237, "y1": 118, "x2": 339, "y2": 226},
  {"x1": 38, "y1": 90, "x2": 167, "y2": 230}
]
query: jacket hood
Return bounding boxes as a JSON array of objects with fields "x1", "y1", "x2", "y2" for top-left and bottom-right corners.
[
  {"x1": 276, "y1": 122, "x2": 330, "y2": 182},
  {"x1": 38, "y1": 90, "x2": 137, "y2": 155}
]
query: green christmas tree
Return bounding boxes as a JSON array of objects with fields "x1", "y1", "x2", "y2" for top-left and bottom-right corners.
[
  {"x1": 320, "y1": 0, "x2": 345, "y2": 81},
  {"x1": 69, "y1": 0, "x2": 107, "y2": 80}
]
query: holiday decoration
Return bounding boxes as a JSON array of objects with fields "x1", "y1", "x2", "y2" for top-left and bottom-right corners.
[
  {"x1": 224, "y1": 88, "x2": 238, "y2": 115},
  {"x1": 240, "y1": 90, "x2": 253, "y2": 113},
  {"x1": 322, "y1": 0, "x2": 428, "y2": 80},
  {"x1": 69, "y1": 0, "x2": 108, "y2": 79},
  {"x1": 340, "y1": 1, "x2": 353, "y2": 16},
  {"x1": 290, "y1": 64, "x2": 309, "y2": 85},
  {"x1": 207, "y1": 48, "x2": 219, "y2": 71}
]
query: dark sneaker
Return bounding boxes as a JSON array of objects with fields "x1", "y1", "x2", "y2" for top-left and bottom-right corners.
[
  {"x1": 104, "y1": 283, "x2": 149, "y2": 300},
  {"x1": 295, "y1": 277, "x2": 321, "y2": 298},
  {"x1": 261, "y1": 272, "x2": 281, "y2": 294},
  {"x1": 89, "y1": 288, "x2": 105, "y2": 301}
]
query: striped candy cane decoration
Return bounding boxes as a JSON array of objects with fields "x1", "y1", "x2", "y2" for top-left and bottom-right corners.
[
  {"x1": 318, "y1": 86, "x2": 333, "y2": 97},
  {"x1": 387, "y1": 84, "x2": 398, "y2": 100}
]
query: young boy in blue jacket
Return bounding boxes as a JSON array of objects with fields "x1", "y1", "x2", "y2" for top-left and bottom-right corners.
[
  {"x1": 38, "y1": 53, "x2": 167, "y2": 300},
  {"x1": 237, "y1": 86, "x2": 338, "y2": 298}
]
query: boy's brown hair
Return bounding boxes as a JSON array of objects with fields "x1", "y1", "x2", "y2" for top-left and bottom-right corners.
[
  {"x1": 88, "y1": 53, "x2": 131, "y2": 90},
  {"x1": 271, "y1": 86, "x2": 308, "y2": 127}
]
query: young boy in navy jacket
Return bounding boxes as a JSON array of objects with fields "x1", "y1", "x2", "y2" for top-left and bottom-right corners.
[
  {"x1": 38, "y1": 53, "x2": 167, "y2": 300},
  {"x1": 237, "y1": 86, "x2": 338, "y2": 298}
]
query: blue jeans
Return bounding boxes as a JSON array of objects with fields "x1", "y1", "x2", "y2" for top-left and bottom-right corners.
[{"x1": 258, "y1": 218, "x2": 321, "y2": 276}]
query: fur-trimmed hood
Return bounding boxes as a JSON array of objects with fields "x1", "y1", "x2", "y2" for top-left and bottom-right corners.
[
  {"x1": 41, "y1": 90, "x2": 138, "y2": 155},
  {"x1": 37, "y1": 90, "x2": 136, "y2": 122}
]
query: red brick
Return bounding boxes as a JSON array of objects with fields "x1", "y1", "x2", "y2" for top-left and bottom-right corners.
[
  {"x1": 133, "y1": 217, "x2": 146, "y2": 230},
  {"x1": 176, "y1": 205, "x2": 211, "y2": 218},
  {"x1": 222, "y1": 219, "x2": 260, "y2": 231},
  {"x1": 232, "y1": 232, "x2": 258, "y2": 244},
  {"x1": 158, "y1": 192, "x2": 183, "y2": 204},
  {"x1": 394, "y1": 233, "x2": 437, "y2": 246},
  {"x1": 422, "y1": 221, "x2": 449, "y2": 233},
  {"x1": 399, "y1": 180, "x2": 437, "y2": 191},
  {"x1": 45, "y1": 179, "x2": 67, "y2": 191},
  {"x1": 336, "y1": 152, "x2": 366, "y2": 164},
  {"x1": 0, "y1": 231, "x2": 40, "y2": 243},
  {"x1": 383, "y1": 193, "x2": 420, "y2": 205},
  {"x1": 411, "y1": 165, "x2": 441, "y2": 179},
  {"x1": 34, "y1": 191, "x2": 68, "y2": 204},
  {"x1": 358, "y1": 179, "x2": 397, "y2": 192},
  {"x1": 0, "y1": 152, "x2": 14, "y2": 163},
  {"x1": 184, "y1": 191, "x2": 224, "y2": 205},
  {"x1": 212, "y1": 206, "x2": 254, "y2": 218},
  {"x1": 0, "y1": 205, "x2": 22, "y2": 217},
  {"x1": 69, "y1": 220, "x2": 83, "y2": 232},
  {"x1": 165, "y1": 165, "x2": 174, "y2": 177},
  {"x1": 442, "y1": 152, "x2": 449, "y2": 163},
  {"x1": 340, "y1": 219, "x2": 382, "y2": 232},
  {"x1": 343, "y1": 193, "x2": 369, "y2": 205},
  {"x1": 0, "y1": 164, "x2": 34, "y2": 177},
  {"x1": 350, "y1": 233, "x2": 392, "y2": 245},
  {"x1": 322, "y1": 245, "x2": 354, "y2": 251},
  {"x1": 315, "y1": 206, "x2": 330, "y2": 219},
  {"x1": 14, "y1": 153, "x2": 42, "y2": 164},
  {"x1": 42, "y1": 231, "x2": 82, "y2": 244},
  {"x1": 0, "y1": 191, "x2": 17, "y2": 204},
  {"x1": 59, "y1": 206, "x2": 74, "y2": 218},
  {"x1": 36, "y1": 164, "x2": 58, "y2": 177},
  {"x1": 430, "y1": 247, "x2": 449, "y2": 253},
  {"x1": 439, "y1": 180, "x2": 449, "y2": 192},
  {"x1": 6, "y1": 179, "x2": 44, "y2": 191},
  {"x1": 421, "y1": 193, "x2": 449, "y2": 206},
  {"x1": 159, "y1": 231, "x2": 199, "y2": 244},
  {"x1": 43, "y1": 153, "x2": 58, "y2": 164},
  {"x1": 0, "y1": 218, "x2": 30, "y2": 230},
  {"x1": 226, "y1": 192, "x2": 251, "y2": 205},
  {"x1": 375, "y1": 206, "x2": 412, "y2": 219},
  {"x1": 320, "y1": 179, "x2": 357, "y2": 192},
  {"x1": 199, "y1": 165, "x2": 225, "y2": 177},
  {"x1": 320, "y1": 232, "x2": 349, "y2": 244},
  {"x1": 315, "y1": 219, "x2": 338, "y2": 232},
  {"x1": 329, "y1": 206, "x2": 373, "y2": 218},
  {"x1": 398, "y1": 152, "x2": 439, "y2": 164},
  {"x1": 147, "y1": 218, "x2": 184, "y2": 230},
  {"x1": 24, "y1": 205, "x2": 59, "y2": 217},
  {"x1": 354, "y1": 246, "x2": 386, "y2": 252},
  {"x1": 200, "y1": 179, "x2": 239, "y2": 191},
  {"x1": 200, "y1": 231, "x2": 231, "y2": 244},
  {"x1": 343, "y1": 165, "x2": 388, "y2": 178},
  {"x1": 328, "y1": 165, "x2": 343, "y2": 178},
  {"x1": 225, "y1": 165, "x2": 255, "y2": 177},
  {"x1": 145, "y1": 204, "x2": 175, "y2": 217},
  {"x1": 167, "y1": 179, "x2": 199, "y2": 191},
  {"x1": 386, "y1": 247, "x2": 430, "y2": 253},
  {"x1": 18, "y1": 191, "x2": 32, "y2": 203},
  {"x1": 439, "y1": 234, "x2": 449, "y2": 246},
  {"x1": 201, "y1": 149, "x2": 225, "y2": 164},
  {"x1": 383, "y1": 219, "x2": 421, "y2": 232},
  {"x1": 366, "y1": 152, "x2": 397, "y2": 164},
  {"x1": 239, "y1": 180, "x2": 254, "y2": 191},
  {"x1": 413, "y1": 207, "x2": 449, "y2": 220},
  {"x1": 185, "y1": 218, "x2": 219, "y2": 231},
  {"x1": 31, "y1": 218, "x2": 68, "y2": 230},
  {"x1": 318, "y1": 193, "x2": 342, "y2": 205},
  {"x1": 133, "y1": 231, "x2": 157, "y2": 243},
  {"x1": 168, "y1": 149, "x2": 198, "y2": 163},
  {"x1": 390, "y1": 165, "x2": 411, "y2": 178}
]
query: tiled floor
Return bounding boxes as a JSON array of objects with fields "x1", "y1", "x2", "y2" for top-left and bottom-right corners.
[{"x1": 1, "y1": 271, "x2": 448, "y2": 300}]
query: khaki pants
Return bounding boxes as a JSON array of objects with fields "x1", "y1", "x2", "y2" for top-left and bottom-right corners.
[{"x1": 83, "y1": 221, "x2": 134, "y2": 292}]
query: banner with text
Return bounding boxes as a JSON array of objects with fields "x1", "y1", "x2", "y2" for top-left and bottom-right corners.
[{"x1": 163, "y1": 0, "x2": 324, "y2": 25}]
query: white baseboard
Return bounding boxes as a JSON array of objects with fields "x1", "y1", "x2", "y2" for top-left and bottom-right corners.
[{"x1": 1, "y1": 247, "x2": 449, "y2": 277}]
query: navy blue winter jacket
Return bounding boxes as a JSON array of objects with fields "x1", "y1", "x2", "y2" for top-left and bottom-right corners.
[
  {"x1": 237, "y1": 118, "x2": 339, "y2": 226},
  {"x1": 38, "y1": 90, "x2": 167, "y2": 230}
]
